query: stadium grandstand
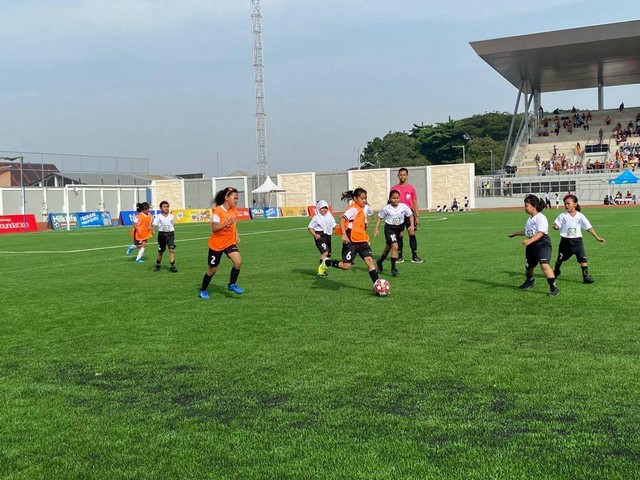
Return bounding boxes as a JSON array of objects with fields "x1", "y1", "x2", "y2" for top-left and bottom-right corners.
[{"x1": 470, "y1": 20, "x2": 640, "y2": 204}]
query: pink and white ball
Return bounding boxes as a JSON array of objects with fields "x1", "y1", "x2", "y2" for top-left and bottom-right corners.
[{"x1": 373, "y1": 279, "x2": 391, "y2": 296}]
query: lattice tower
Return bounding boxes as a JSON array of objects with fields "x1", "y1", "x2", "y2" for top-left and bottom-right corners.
[{"x1": 251, "y1": 0, "x2": 268, "y2": 186}]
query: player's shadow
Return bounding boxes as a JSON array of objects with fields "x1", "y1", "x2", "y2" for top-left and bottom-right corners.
[
  {"x1": 193, "y1": 285, "x2": 246, "y2": 299},
  {"x1": 466, "y1": 271, "x2": 523, "y2": 290},
  {"x1": 291, "y1": 268, "x2": 370, "y2": 292}
]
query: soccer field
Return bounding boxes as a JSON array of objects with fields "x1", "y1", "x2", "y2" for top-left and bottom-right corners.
[{"x1": 1, "y1": 207, "x2": 639, "y2": 479}]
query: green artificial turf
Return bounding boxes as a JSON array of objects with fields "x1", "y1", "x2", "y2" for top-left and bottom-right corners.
[{"x1": 1, "y1": 207, "x2": 639, "y2": 479}]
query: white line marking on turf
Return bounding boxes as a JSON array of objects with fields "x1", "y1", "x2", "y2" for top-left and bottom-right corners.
[{"x1": 0, "y1": 227, "x2": 308, "y2": 254}]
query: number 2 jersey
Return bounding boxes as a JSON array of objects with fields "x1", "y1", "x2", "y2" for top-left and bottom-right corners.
[{"x1": 208, "y1": 205, "x2": 238, "y2": 251}]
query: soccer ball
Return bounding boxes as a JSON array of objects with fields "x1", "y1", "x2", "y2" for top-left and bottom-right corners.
[{"x1": 373, "y1": 278, "x2": 391, "y2": 296}]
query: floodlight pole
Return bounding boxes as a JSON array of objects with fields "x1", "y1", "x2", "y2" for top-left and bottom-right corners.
[
  {"x1": 1, "y1": 156, "x2": 27, "y2": 232},
  {"x1": 486, "y1": 150, "x2": 494, "y2": 170},
  {"x1": 454, "y1": 145, "x2": 466, "y2": 164}
]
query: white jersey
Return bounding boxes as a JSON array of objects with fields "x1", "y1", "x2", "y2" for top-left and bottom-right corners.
[
  {"x1": 525, "y1": 212, "x2": 548, "y2": 238},
  {"x1": 377, "y1": 203, "x2": 413, "y2": 226},
  {"x1": 553, "y1": 211, "x2": 592, "y2": 238},
  {"x1": 364, "y1": 204, "x2": 374, "y2": 222},
  {"x1": 152, "y1": 213, "x2": 175, "y2": 232},
  {"x1": 308, "y1": 214, "x2": 336, "y2": 234}
]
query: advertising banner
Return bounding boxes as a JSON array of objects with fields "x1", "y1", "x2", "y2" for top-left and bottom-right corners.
[
  {"x1": 173, "y1": 209, "x2": 212, "y2": 224},
  {"x1": 77, "y1": 211, "x2": 113, "y2": 228},
  {"x1": 119, "y1": 210, "x2": 159, "y2": 226},
  {"x1": 0, "y1": 214, "x2": 38, "y2": 234},
  {"x1": 119, "y1": 210, "x2": 137, "y2": 226},
  {"x1": 49, "y1": 212, "x2": 113, "y2": 230},
  {"x1": 249, "y1": 207, "x2": 280, "y2": 219},
  {"x1": 236, "y1": 208, "x2": 251, "y2": 221},
  {"x1": 49, "y1": 212, "x2": 78, "y2": 229},
  {"x1": 280, "y1": 206, "x2": 308, "y2": 217}
]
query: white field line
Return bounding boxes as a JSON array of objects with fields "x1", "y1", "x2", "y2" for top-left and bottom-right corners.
[{"x1": 0, "y1": 227, "x2": 308, "y2": 255}]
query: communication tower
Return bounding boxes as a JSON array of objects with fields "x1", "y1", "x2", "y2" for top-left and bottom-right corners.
[{"x1": 251, "y1": 0, "x2": 268, "y2": 186}]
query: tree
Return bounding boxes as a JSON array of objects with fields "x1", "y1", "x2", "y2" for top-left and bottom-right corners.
[
  {"x1": 360, "y1": 132, "x2": 428, "y2": 169},
  {"x1": 359, "y1": 112, "x2": 520, "y2": 174}
]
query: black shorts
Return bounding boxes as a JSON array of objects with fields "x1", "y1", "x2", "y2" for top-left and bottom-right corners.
[
  {"x1": 313, "y1": 232, "x2": 332, "y2": 256},
  {"x1": 403, "y1": 213, "x2": 417, "y2": 232},
  {"x1": 384, "y1": 224, "x2": 403, "y2": 246},
  {"x1": 525, "y1": 234, "x2": 552, "y2": 268},
  {"x1": 207, "y1": 245, "x2": 239, "y2": 268},
  {"x1": 556, "y1": 237, "x2": 587, "y2": 263},
  {"x1": 157, "y1": 232, "x2": 176, "y2": 253},
  {"x1": 342, "y1": 241, "x2": 373, "y2": 264}
]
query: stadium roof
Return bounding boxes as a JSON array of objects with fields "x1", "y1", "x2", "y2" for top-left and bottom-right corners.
[{"x1": 470, "y1": 20, "x2": 640, "y2": 94}]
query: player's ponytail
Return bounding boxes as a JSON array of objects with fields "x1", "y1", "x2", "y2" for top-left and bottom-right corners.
[
  {"x1": 341, "y1": 187, "x2": 367, "y2": 203},
  {"x1": 340, "y1": 190, "x2": 355, "y2": 202},
  {"x1": 524, "y1": 194, "x2": 545, "y2": 212},
  {"x1": 213, "y1": 186, "x2": 238, "y2": 206}
]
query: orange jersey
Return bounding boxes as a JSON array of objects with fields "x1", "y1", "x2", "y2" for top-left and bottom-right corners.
[
  {"x1": 208, "y1": 205, "x2": 238, "y2": 251},
  {"x1": 131, "y1": 212, "x2": 153, "y2": 241},
  {"x1": 342, "y1": 203, "x2": 369, "y2": 243}
]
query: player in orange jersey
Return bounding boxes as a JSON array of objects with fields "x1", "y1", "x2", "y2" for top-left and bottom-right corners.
[
  {"x1": 126, "y1": 202, "x2": 153, "y2": 263},
  {"x1": 199, "y1": 187, "x2": 244, "y2": 299},
  {"x1": 318, "y1": 188, "x2": 380, "y2": 286}
]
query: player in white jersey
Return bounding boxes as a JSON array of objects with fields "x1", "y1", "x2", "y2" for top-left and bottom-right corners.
[
  {"x1": 552, "y1": 194, "x2": 605, "y2": 284},
  {"x1": 152, "y1": 201, "x2": 177, "y2": 272},
  {"x1": 308, "y1": 200, "x2": 337, "y2": 276},
  {"x1": 508, "y1": 194, "x2": 559, "y2": 296},
  {"x1": 373, "y1": 190, "x2": 414, "y2": 277}
]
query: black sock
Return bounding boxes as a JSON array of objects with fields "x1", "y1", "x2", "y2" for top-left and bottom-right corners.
[
  {"x1": 397, "y1": 237, "x2": 404, "y2": 257},
  {"x1": 554, "y1": 261, "x2": 562, "y2": 271},
  {"x1": 369, "y1": 269, "x2": 379, "y2": 282},
  {"x1": 380, "y1": 253, "x2": 388, "y2": 262},
  {"x1": 156, "y1": 261, "x2": 161, "y2": 267},
  {"x1": 409, "y1": 235, "x2": 417, "y2": 255},
  {"x1": 581, "y1": 265, "x2": 589, "y2": 276},
  {"x1": 170, "y1": 262, "x2": 175, "y2": 266},
  {"x1": 229, "y1": 267, "x2": 240, "y2": 285},
  {"x1": 328, "y1": 260, "x2": 341, "y2": 268},
  {"x1": 201, "y1": 273, "x2": 214, "y2": 291},
  {"x1": 391, "y1": 258, "x2": 397, "y2": 270},
  {"x1": 547, "y1": 277, "x2": 557, "y2": 290}
]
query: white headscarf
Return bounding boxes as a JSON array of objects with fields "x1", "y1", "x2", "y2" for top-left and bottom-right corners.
[{"x1": 311, "y1": 200, "x2": 336, "y2": 234}]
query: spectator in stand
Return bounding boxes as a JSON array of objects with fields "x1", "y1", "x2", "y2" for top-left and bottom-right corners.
[
  {"x1": 575, "y1": 143, "x2": 582, "y2": 156},
  {"x1": 605, "y1": 115, "x2": 611, "y2": 125},
  {"x1": 586, "y1": 111, "x2": 592, "y2": 121},
  {"x1": 598, "y1": 128, "x2": 604, "y2": 143},
  {"x1": 619, "y1": 102, "x2": 625, "y2": 112}
]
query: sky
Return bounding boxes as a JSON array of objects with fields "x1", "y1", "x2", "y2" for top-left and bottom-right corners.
[{"x1": 1, "y1": 0, "x2": 639, "y2": 177}]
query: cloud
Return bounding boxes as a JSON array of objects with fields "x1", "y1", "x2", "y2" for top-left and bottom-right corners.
[
  {"x1": 262, "y1": 0, "x2": 584, "y2": 24},
  {"x1": 0, "y1": 1, "x2": 246, "y2": 40}
]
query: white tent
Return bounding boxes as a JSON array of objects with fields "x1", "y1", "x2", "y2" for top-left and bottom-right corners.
[
  {"x1": 251, "y1": 176, "x2": 285, "y2": 193},
  {"x1": 252, "y1": 176, "x2": 285, "y2": 210}
]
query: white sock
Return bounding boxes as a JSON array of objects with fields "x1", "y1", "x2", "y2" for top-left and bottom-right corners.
[{"x1": 136, "y1": 247, "x2": 145, "y2": 260}]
